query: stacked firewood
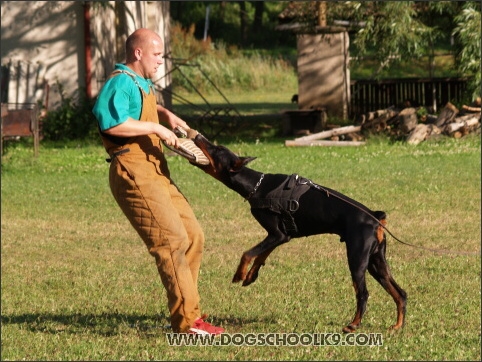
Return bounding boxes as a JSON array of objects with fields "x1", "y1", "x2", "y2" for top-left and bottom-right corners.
[
  {"x1": 359, "y1": 99, "x2": 481, "y2": 145},
  {"x1": 286, "y1": 98, "x2": 480, "y2": 147}
]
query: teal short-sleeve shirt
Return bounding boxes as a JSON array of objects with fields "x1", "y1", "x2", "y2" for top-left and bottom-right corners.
[{"x1": 93, "y1": 64, "x2": 155, "y2": 131}]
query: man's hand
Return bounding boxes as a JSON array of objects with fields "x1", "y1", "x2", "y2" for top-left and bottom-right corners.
[{"x1": 157, "y1": 126, "x2": 179, "y2": 148}]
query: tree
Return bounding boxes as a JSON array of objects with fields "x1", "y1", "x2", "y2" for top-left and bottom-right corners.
[
  {"x1": 331, "y1": 2, "x2": 436, "y2": 72},
  {"x1": 170, "y1": 1, "x2": 290, "y2": 48},
  {"x1": 293, "y1": 1, "x2": 480, "y2": 96},
  {"x1": 452, "y1": 2, "x2": 481, "y2": 98}
]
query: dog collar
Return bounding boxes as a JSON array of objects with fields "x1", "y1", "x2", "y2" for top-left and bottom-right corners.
[{"x1": 246, "y1": 173, "x2": 264, "y2": 200}]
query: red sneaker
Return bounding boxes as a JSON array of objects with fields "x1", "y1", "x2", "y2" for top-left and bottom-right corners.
[{"x1": 188, "y1": 315, "x2": 224, "y2": 335}]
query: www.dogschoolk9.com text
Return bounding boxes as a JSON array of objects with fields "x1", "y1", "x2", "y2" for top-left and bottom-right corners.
[{"x1": 166, "y1": 332, "x2": 383, "y2": 347}]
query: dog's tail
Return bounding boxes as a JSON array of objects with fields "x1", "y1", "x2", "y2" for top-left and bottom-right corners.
[
  {"x1": 373, "y1": 211, "x2": 387, "y2": 243},
  {"x1": 372, "y1": 211, "x2": 477, "y2": 255}
]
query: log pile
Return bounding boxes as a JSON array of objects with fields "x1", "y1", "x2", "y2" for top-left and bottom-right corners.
[{"x1": 285, "y1": 99, "x2": 481, "y2": 147}]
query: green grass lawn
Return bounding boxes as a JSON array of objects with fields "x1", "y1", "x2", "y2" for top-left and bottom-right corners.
[{"x1": 1, "y1": 132, "x2": 480, "y2": 360}]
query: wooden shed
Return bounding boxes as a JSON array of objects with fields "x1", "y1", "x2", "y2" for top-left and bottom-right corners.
[
  {"x1": 296, "y1": 29, "x2": 350, "y2": 120},
  {"x1": 277, "y1": 2, "x2": 351, "y2": 121}
]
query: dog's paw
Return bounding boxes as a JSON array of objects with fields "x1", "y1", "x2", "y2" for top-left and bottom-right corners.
[
  {"x1": 342, "y1": 324, "x2": 357, "y2": 333},
  {"x1": 232, "y1": 274, "x2": 244, "y2": 283},
  {"x1": 388, "y1": 323, "x2": 404, "y2": 332},
  {"x1": 242, "y1": 279, "x2": 252, "y2": 287},
  {"x1": 245, "y1": 267, "x2": 260, "y2": 285}
]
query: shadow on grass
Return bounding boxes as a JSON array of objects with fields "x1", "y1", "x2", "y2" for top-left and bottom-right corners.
[
  {"x1": 173, "y1": 102, "x2": 296, "y2": 116},
  {"x1": 1, "y1": 312, "x2": 270, "y2": 336}
]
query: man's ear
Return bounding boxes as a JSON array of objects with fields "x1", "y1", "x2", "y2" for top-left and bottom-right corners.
[{"x1": 230, "y1": 157, "x2": 256, "y2": 172}]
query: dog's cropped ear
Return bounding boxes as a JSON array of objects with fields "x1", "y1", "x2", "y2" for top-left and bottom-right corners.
[
  {"x1": 230, "y1": 156, "x2": 257, "y2": 172},
  {"x1": 242, "y1": 156, "x2": 257, "y2": 165}
]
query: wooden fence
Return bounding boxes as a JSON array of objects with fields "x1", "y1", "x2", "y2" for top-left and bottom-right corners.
[{"x1": 350, "y1": 77, "x2": 471, "y2": 117}]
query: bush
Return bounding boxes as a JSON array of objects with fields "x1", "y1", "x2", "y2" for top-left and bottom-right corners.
[{"x1": 41, "y1": 83, "x2": 98, "y2": 142}]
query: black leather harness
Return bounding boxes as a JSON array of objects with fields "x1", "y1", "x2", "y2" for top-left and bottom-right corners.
[{"x1": 248, "y1": 174, "x2": 311, "y2": 235}]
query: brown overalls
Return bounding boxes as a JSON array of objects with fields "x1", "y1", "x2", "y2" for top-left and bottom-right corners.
[{"x1": 100, "y1": 71, "x2": 204, "y2": 332}]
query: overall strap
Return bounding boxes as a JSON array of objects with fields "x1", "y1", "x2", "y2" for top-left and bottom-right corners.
[{"x1": 110, "y1": 69, "x2": 153, "y2": 93}]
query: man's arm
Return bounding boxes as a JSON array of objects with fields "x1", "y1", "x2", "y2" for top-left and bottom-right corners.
[{"x1": 103, "y1": 117, "x2": 180, "y2": 147}]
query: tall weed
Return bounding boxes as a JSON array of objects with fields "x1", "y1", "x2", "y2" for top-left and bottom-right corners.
[{"x1": 170, "y1": 22, "x2": 297, "y2": 94}]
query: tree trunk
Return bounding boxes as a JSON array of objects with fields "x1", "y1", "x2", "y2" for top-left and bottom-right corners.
[
  {"x1": 219, "y1": 1, "x2": 226, "y2": 22},
  {"x1": 252, "y1": 1, "x2": 264, "y2": 34},
  {"x1": 238, "y1": 1, "x2": 248, "y2": 46},
  {"x1": 317, "y1": 1, "x2": 327, "y2": 27},
  {"x1": 360, "y1": 108, "x2": 398, "y2": 133}
]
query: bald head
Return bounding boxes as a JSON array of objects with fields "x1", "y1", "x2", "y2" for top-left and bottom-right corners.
[
  {"x1": 125, "y1": 28, "x2": 163, "y2": 63},
  {"x1": 124, "y1": 28, "x2": 164, "y2": 79}
]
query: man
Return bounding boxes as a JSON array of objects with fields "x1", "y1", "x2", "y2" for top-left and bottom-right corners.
[{"x1": 93, "y1": 28, "x2": 223, "y2": 335}]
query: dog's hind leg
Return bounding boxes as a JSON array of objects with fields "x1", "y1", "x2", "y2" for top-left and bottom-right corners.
[
  {"x1": 343, "y1": 274, "x2": 369, "y2": 333},
  {"x1": 343, "y1": 235, "x2": 371, "y2": 333},
  {"x1": 367, "y1": 240, "x2": 407, "y2": 331}
]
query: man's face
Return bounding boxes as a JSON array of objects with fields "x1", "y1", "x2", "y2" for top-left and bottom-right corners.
[{"x1": 139, "y1": 37, "x2": 164, "y2": 79}]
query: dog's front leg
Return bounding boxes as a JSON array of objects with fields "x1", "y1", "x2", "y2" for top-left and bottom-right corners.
[
  {"x1": 232, "y1": 253, "x2": 253, "y2": 283},
  {"x1": 243, "y1": 247, "x2": 276, "y2": 286},
  {"x1": 232, "y1": 229, "x2": 289, "y2": 285}
]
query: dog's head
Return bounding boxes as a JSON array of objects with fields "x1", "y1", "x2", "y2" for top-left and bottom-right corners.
[{"x1": 192, "y1": 133, "x2": 256, "y2": 182}]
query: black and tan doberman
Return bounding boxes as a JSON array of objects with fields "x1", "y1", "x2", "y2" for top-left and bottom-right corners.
[{"x1": 192, "y1": 133, "x2": 407, "y2": 333}]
